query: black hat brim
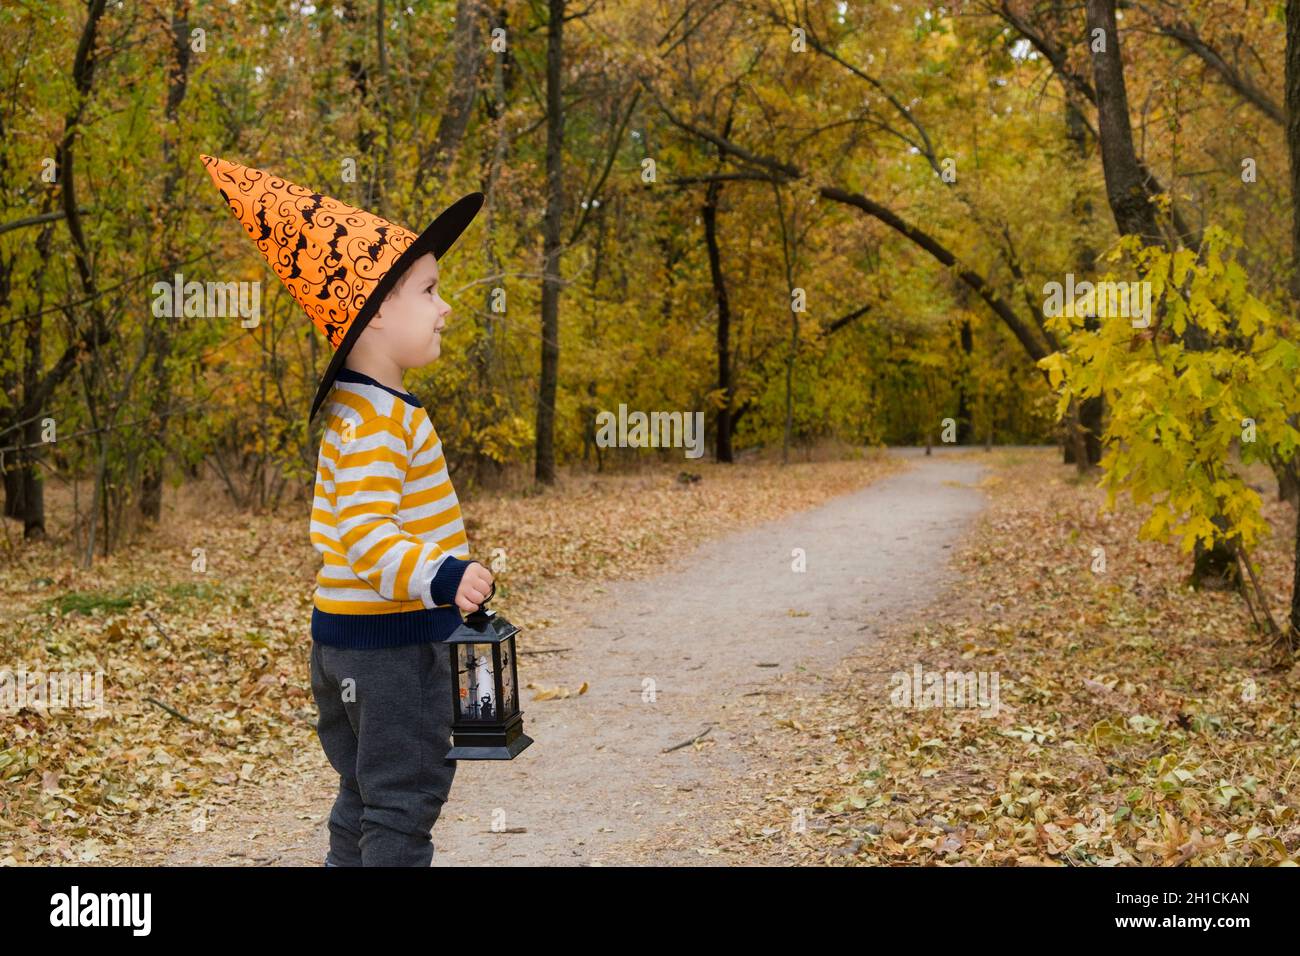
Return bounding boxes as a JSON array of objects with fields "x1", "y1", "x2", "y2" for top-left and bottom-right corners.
[{"x1": 309, "y1": 191, "x2": 485, "y2": 425}]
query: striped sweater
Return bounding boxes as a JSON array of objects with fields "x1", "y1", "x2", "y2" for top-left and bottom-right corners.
[{"x1": 309, "y1": 366, "x2": 475, "y2": 649}]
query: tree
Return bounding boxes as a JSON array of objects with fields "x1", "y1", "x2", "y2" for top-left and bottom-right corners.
[
  {"x1": 534, "y1": 0, "x2": 565, "y2": 485},
  {"x1": 1041, "y1": 228, "x2": 1300, "y2": 654}
]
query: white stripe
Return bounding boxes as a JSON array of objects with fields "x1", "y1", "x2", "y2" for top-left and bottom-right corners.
[
  {"x1": 333, "y1": 426, "x2": 406, "y2": 458},
  {"x1": 408, "y1": 441, "x2": 444, "y2": 470},
  {"x1": 310, "y1": 518, "x2": 340, "y2": 538},
  {"x1": 403, "y1": 467, "x2": 450, "y2": 494},
  {"x1": 316, "y1": 585, "x2": 393, "y2": 604},
  {"x1": 408, "y1": 418, "x2": 434, "y2": 454},
  {"x1": 340, "y1": 521, "x2": 412, "y2": 561},
  {"x1": 333, "y1": 380, "x2": 395, "y2": 412},
  {"x1": 334, "y1": 460, "x2": 405, "y2": 485},
  {"x1": 429, "y1": 513, "x2": 466, "y2": 541},
  {"x1": 402, "y1": 492, "x2": 460, "y2": 524}
]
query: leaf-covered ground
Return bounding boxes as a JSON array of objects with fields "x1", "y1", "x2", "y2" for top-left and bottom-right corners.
[
  {"x1": 714, "y1": 449, "x2": 1300, "y2": 865},
  {"x1": 0, "y1": 448, "x2": 901, "y2": 864}
]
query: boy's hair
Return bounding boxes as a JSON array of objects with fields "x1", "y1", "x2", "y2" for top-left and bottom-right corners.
[
  {"x1": 376, "y1": 262, "x2": 419, "y2": 315},
  {"x1": 382, "y1": 251, "x2": 437, "y2": 309},
  {"x1": 391, "y1": 264, "x2": 417, "y2": 295}
]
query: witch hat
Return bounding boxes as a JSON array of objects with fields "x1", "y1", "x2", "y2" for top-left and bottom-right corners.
[{"x1": 198, "y1": 155, "x2": 483, "y2": 424}]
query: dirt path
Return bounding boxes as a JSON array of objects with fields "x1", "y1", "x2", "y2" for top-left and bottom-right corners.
[{"x1": 120, "y1": 449, "x2": 989, "y2": 866}]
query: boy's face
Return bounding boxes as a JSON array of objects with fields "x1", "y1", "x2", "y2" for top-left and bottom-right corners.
[{"x1": 371, "y1": 253, "x2": 451, "y2": 367}]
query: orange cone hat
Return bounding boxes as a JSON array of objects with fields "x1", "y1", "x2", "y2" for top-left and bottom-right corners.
[{"x1": 198, "y1": 154, "x2": 483, "y2": 423}]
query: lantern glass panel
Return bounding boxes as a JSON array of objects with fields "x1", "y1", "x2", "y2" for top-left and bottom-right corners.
[
  {"x1": 456, "y1": 642, "x2": 498, "y2": 722},
  {"x1": 454, "y1": 644, "x2": 471, "y2": 721},
  {"x1": 499, "y1": 642, "x2": 515, "y2": 715},
  {"x1": 455, "y1": 643, "x2": 481, "y2": 722}
]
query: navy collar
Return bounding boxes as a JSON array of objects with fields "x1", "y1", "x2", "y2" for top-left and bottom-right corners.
[{"x1": 336, "y1": 367, "x2": 422, "y2": 408}]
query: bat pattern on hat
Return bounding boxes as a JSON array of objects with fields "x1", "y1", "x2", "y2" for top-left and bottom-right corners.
[
  {"x1": 200, "y1": 154, "x2": 485, "y2": 424},
  {"x1": 201, "y1": 155, "x2": 419, "y2": 351}
]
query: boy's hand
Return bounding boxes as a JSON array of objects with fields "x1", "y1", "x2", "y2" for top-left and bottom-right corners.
[{"x1": 454, "y1": 561, "x2": 495, "y2": 614}]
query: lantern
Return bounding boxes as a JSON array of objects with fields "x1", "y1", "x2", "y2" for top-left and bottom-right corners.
[{"x1": 445, "y1": 581, "x2": 534, "y2": 760}]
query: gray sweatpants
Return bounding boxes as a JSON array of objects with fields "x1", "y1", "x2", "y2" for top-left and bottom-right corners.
[{"x1": 310, "y1": 638, "x2": 459, "y2": 866}]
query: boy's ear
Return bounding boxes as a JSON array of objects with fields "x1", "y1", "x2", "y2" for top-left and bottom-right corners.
[{"x1": 368, "y1": 286, "x2": 396, "y2": 327}]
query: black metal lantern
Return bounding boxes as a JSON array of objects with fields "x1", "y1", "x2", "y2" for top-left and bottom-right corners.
[{"x1": 445, "y1": 582, "x2": 534, "y2": 760}]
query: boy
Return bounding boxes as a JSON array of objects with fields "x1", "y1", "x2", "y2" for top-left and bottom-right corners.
[{"x1": 199, "y1": 155, "x2": 494, "y2": 866}]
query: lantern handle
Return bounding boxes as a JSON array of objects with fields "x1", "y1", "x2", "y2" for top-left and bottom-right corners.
[{"x1": 466, "y1": 578, "x2": 495, "y2": 616}]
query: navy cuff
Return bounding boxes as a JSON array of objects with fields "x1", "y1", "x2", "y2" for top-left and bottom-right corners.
[{"x1": 429, "y1": 556, "x2": 475, "y2": 607}]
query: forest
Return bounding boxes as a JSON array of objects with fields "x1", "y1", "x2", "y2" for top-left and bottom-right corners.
[{"x1": 2, "y1": 0, "x2": 1299, "y2": 870}]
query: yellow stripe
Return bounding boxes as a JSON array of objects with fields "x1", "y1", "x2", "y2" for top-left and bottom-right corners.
[
  {"x1": 406, "y1": 456, "x2": 448, "y2": 482},
  {"x1": 345, "y1": 528, "x2": 408, "y2": 580},
  {"x1": 394, "y1": 544, "x2": 420, "y2": 598},
  {"x1": 336, "y1": 489, "x2": 404, "y2": 525},
  {"x1": 314, "y1": 594, "x2": 429, "y2": 614},
  {"x1": 401, "y1": 478, "x2": 456, "y2": 510},
  {"x1": 334, "y1": 443, "x2": 405, "y2": 471},
  {"x1": 404, "y1": 504, "x2": 463, "y2": 536},
  {"x1": 334, "y1": 480, "x2": 404, "y2": 504},
  {"x1": 316, "y1": 575, "x2": 385, "y2": 590},
  {"x1": 309, "y1": 530, "x2": 345, "y2": 555},
  {"x1": 433, "y1": 527, "x2": 469, "y2": 552},
  {"x1": 330, "y1": 389, "x2": 385, "y2": 424}
]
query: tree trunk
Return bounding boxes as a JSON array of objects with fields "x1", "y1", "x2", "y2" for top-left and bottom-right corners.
[
  {"x1": 1278, "y1": 450, "x2": 1300, "y2": 506},
  {"x1": 1286, "y1": 0, "x2": 1300, "y2": 640},
  {"x1": 141, "y1": 0, "x2": 192, "y2": 522},
  {"x1": 1291, "y1": 498, "x2": 1300, "y2": 646},
  {"x1": 1064, "y1": 90, "x2": 1103, "y2": 467},
  {"x1": 1079, "y1": 394, "x2": 1103, "y2": 464},
  {"x1": 1288, "y1": 0, "x2": 1300, "y2": 301},
  {"x1": 2, "y1": 459, "x2": 22, "y2": 520},
  {"x1": 1085, "y1": 0, "x2": 1163, "y2": 245},
  {"x1": 412, "y1": 0, "x2": 485, "y2": 201},
  {"x1": 1063, "y1": 398, "x2": 1090, "y2": 474},
  {"x1": 15, "y1": 236, "x2": 50, "y2": 538},
  {"x1": 703, "y1": 178, "x2": 734, "y2": 463},
  {"x1": 18, "y1": 420, "x2": 47, "y2": 539},
  {"x1": 534, "y1": 0, "x2": 564, "y2": 484},
  {"x1": 2, "y1": 214, "x2": 75, "y2": 538},
  {"x1": 955, "y1": 317, "x2": 973, "y2": 444},
  {"x1": 772, "y1": 182, "x2": 799, "y2": 465},
  {"x1": 342, "y1": 0, "x2": 379, "y2": 210},
  {"x1": 468, "y1": 3, "x2": 511, "y2": 489},
  {"x1": 61, "y1": 0, "x2": 112, "y2": 563}
]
